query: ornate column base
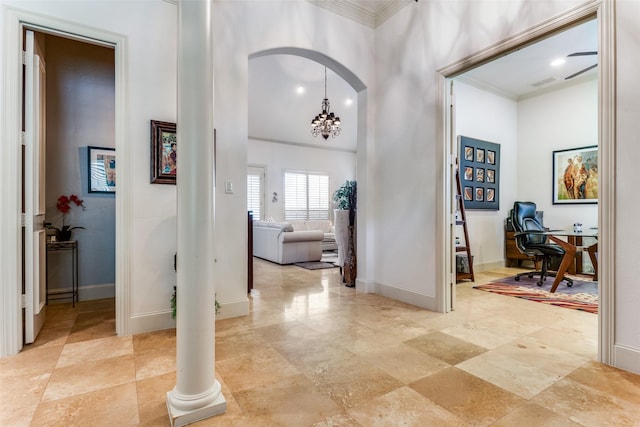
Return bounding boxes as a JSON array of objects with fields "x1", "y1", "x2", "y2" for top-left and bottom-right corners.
[{"x1": 166, "y1": 384, "x2": 227, "y2": 427}]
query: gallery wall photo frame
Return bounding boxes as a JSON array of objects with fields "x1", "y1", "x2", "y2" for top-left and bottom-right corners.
[
  {"x1": 88, "y1": 146, "x2": 116, "y2": 193},
  {"x1": 552, "y1": 145, "x2": 598, "y2": 204},
  {"x1": 458, "y1": 135, "x2": 500, "y2": 210},
  {"x1": 151, "y1": 120, "x2": 177, "y2": 184}
]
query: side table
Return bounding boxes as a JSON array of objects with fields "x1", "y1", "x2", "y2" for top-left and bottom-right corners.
[{"x1": 46, "y1": 240, "x2": 78, "y2": 306}]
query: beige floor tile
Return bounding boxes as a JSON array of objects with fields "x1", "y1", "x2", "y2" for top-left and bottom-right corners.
[
  {"x1": 357, "y1": 342, "x2": 450, "y2": 384},
  {"x1": 566, "y1": 361, "x2": 640, "y2": 406},
  {"x1": 65, "y1": 312, "x2": 116, "y2": 344},
  {"x1": 132, "y1": 327, "x2": 176, "y2": 353},
  {"x1": 492, "y1": 402, "x2": 583, "y2": 426},
  {"x1": 42, "y1": 353, "x2": 136, "y2": 401},
  {"x1": 410, "y1": 366, "x2": 525, "y2": 426},
  {"x1": 311, "y1": 412, "x2": 363, "y2": 426},
  {"x1": 136, "y1": 371, "x2": 176, "y2": 424},
  {"x1": 215, "y1": 346, "x2": 302, "y2": 393},
  {"x1": 56, "y1": 335, "x2": 133, "y2": 368},
  {"x1": 347, "y1": 386, "x2": 468, "y2": 426},
  {"x1": 0, "y1": 370, "x2": 50, "y2": 417},
  {"x1": 404, "y1": 330, "x2": 488, "y2": 365},
  {"x1": 26, "y1": 324, "x2": 71, "y2": 349},
  {"x1": 442, "y1": 316, "x2": 544, "y2": 349},
  {"x1": 0, "y1": 345, "x2": 62, "y2": 378},
  {"x1": 134, "y1": 343, "x2": 177, "y2": 381},
  {"x1": 528, "y1": 326, "x2": 597, "y2": 360},
  {"x1": 532, "y1": 377, "x2": 640, "y2": 426},
  {"x1": 32, "y1": 381, "x2": 139, "y2": 426},
  {"x1": 457, "y1": 351, "x2": 570, "y2": 399},
  {"x1": 233, "y1": 374, "x2": 344, "y2": 426},
  {"x1": 490, "y1": 336, "x2": 589, "y2": 377}
]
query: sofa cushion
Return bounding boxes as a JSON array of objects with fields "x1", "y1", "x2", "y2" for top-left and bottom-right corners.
[
  {"x1": 280, "y1": 230, "x2": 324, "y2": 243},
  {"x1": 253, "y1": 220, "x2": 294, "y2": 232}
]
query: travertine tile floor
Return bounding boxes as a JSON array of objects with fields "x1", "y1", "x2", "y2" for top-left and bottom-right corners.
[{"x1": 2, "y1": 260, "x2": 640, "y2": 426}]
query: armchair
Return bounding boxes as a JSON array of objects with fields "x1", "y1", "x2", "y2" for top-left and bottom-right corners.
[{"x1": 511, "y1": 201, "x2": 573, "y2": 288}]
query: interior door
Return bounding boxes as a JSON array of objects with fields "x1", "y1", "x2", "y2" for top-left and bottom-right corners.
[{"x1": 23, "y1": 29, "x2": 47, "y2": 344}]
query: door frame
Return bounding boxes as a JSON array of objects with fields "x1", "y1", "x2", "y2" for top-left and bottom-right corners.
[
  {"x1": 0, "y1": 7, "x2": 130, "y2": 356},
  {"x1": 435, "y1": 1, "x2": 615, "y2": 364}
]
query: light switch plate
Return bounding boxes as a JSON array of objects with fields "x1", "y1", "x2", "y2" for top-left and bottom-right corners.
[{"x1": 224, "y1": 180, "x2": 233, "y2": 194}]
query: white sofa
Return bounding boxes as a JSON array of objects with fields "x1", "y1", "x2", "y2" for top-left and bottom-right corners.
[
  {"x1": 290, "y1": 220, "x2": 337, "y2": 251},
  {"x1": 252, "y1": 221, "x2": 324, "y2": 264}
]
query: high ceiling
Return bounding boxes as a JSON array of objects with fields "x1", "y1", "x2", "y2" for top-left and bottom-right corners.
[{"x1": 248, "y1": 11, "x2": 597, "y2": 152}]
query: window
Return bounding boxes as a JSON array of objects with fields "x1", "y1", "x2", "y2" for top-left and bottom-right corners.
[
  {"x1": 247, "y1": 166, "x2": 265, "y2": 220},
  {"x1": 284, "y1": 171, "x2": 329, "y2": 220}
]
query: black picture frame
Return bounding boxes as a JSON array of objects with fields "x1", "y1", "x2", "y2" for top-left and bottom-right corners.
[
  {"x1": 88, "y1": 146, "x2": 116, "y2": 193},
  {"x1": 151, "y1": 120, "x2": 177, "y2": 184},
  {"x1": 458, "y1": 136, "x2": 500, "y2": 210}
]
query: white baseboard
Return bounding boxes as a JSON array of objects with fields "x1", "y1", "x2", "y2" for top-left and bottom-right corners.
[
  {"x1": 614, "y1": 344, "x2": 640, "y2": 375},
  {"x1": 127, "y1": 297, "x2": 249, "y2": 335},
  {"x1": 373, "y1": 281, "x2": 438, "y2": 312},
  {"x1": 216, "y1": 297, "x2": 249, "y2": 320},
  {"x1": 130, "y1": 310, "x2": 176, "y2": 335},
  {"x1": 473, "y1": 260, "x2": 506, "y2": 273},
  {"x1": 355, "y1": 278, "x2": 374, "y2": 293},
  {"x1": 47, "y1": 283, "x2": 115, "y2": 303}
]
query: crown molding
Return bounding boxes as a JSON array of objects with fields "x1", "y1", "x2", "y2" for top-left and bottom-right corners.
[{"x1": 308, "y1": 0, "x2": 412, "y2": 28}]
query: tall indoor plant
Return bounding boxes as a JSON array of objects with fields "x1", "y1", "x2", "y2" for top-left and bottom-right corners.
[{"x1": 333, "y1": 180, "x2": 357, "y2": 286}]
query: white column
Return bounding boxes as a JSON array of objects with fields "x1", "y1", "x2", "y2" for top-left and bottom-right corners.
[{"x1": 166, "y1": 0, "x2": 226, "y2": 426}]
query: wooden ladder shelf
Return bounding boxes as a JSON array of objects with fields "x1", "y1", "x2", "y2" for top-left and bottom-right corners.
[{"x1": 455, "y1": 168, "x2": 475, "y2": 282}]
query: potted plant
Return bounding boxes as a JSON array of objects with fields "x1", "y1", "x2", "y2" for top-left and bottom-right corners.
[
  {"x1": 332, "y1": 181, "x2": 357, "y2": 286},
  {"x1": 45, "y1": 194, "x2": 86, "y2": 241}
]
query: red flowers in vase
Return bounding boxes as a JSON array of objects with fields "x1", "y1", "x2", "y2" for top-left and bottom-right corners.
[{"x1": 46, "y1": 194, "x2": 86, "y2": 241}]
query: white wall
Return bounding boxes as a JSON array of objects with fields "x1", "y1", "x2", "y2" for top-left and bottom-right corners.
[
  {"x1": 614, "y1": 0, "x2": 640, "y2": 372},
  {"x1": 454, "y1": 81, "x2": 518, "y2": 271},
  {"x1": 518, "y1": 79, "x2": 598, "y2": 229},
  {"x1": 248, "y1": 139, "x2": 356, "y2": 222}
]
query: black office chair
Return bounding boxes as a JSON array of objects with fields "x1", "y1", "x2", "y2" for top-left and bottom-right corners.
[{"x1": 511, "y1": 201, "x2": 573, "y2": 287}]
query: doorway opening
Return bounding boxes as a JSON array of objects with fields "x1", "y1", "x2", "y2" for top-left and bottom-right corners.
[
  {"x1": 1, "y1": 7, "x2": 130, "y2": 356},
  {"x1": 438, "y1": 3, "x2": 615, "y2": 364}
]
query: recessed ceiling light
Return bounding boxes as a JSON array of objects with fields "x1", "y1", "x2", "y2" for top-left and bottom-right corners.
[
  {"x1": 344, "y1": 98, "x2": 353, "y2": 106},
  {"x1": 296, "y1": 86, "x2": 305, "y2": 94},
  {"x1": 551, "y1": 58, "x2": 566, "y2": 67}
]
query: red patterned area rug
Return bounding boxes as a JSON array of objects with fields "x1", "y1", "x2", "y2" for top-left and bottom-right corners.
[{"x1": 473, "y1": 276, "x2": 598, "y2": 314}]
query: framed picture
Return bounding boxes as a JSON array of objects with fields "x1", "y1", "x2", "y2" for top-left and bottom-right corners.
[
  {"x1": 151, "y1": 120, "x2": 177, "y2": 184},
  {"x1": 464, "y1": 187, "x2": 473, "y2": 201},
  {"x1": 487, "y1": 169, "x2": 495, "y2": 183},
  {"x1": 552, "y1": 145, "x2": 598, "y2": 204},
  {"x1": 464, "y1": 146, "x2": 474, "y2": 161},
  {"x1": 88, "y1": 146, "x2": 116, "y2": 193},
  {"x1": 487, "y1": 150, "x2": 496, "y2": 165},
  {"x1": 458, "y1": 136, "x2": 500, "y2": 210},
  {"x1": 464, "y1": 167, "x2": 473, "y2": 181}
]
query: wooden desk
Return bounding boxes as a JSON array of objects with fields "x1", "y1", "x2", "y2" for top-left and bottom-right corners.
[{"x1": 545, "y1": 230, "x2": 597, "y2": 293}]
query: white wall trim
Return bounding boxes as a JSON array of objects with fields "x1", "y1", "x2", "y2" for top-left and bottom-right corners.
[
  {"x1": 373, "y1": 281, "x2": 438, "y2": 312},
  {"x1": 437, "y1": 1, "x2": 616, "y2": 367},
  {"x1": 0, "y1": 7, "x2": 130, "y2": 356},
  {"x1": 216, "y1": 298, "x2": 250, "y2": 321},
  {"x1": 130, "y1": 310, "x2": 176, "y2": 335},
  {"x1": 0, "y1": 6, "x2": 24, "y2": 357},
  {"x1": 79, "y1": 283, "x2": 115, "y2": 301},
  {"x1": 614, "y1": 344, "x2": 640, "y2": 375}
]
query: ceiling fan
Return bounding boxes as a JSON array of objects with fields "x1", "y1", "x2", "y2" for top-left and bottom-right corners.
[{"x1": 565, "y1": 51, "x2": 598, "y2": 80}]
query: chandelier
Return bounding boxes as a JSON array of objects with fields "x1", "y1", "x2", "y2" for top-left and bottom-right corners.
[{"x1": 310, "y1": 67, "x2": 341, "y2": 140}]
